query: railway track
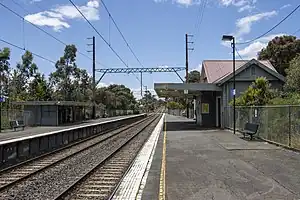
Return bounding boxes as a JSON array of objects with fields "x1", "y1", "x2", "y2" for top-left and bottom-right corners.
[
  {"x1": 55, "y1": 114, "x2": 161, "y2": 200},
  {"x1": 0, "y1": 115, "x2": 150, "y2": 192},
  {"x1": 0, "y1": 114, "x2": 160, "y2": 199}
]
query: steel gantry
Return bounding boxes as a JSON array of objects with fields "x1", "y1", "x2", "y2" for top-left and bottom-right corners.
[{"x1": 95, "y1": 67, "x2": 186, "y2": 97}]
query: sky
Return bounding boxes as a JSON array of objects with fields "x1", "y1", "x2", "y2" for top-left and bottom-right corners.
[{"x1": 0, "y1": 0, "x2": 299, "y2": 99}]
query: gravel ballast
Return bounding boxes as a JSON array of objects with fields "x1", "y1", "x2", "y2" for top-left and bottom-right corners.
[{"x1": 0, "y1": 115, "x2": 158, "y2": 200}]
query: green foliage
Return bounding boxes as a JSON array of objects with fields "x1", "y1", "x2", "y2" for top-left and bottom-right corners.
[
  {"x1": 0, "y1": 47, "x2": 11, "y2": 97},
  {"x1": 95, "y1": 84, "x2": 138, "y2": 111},
  {"x1": 167, "y1": 101, "x2": 184, "y2": 109},
  {"x1": 1, "y1": 45, "x2": 141, "y2": 112},
  {"x1": 258, "y1": 35, "x2": 300, "y2": 76},
  {"x1": 1, "y1": 116, "x2": 10, "y2": 130},
  {"x1": 50, "y1": 44, "x2": 79, "y2": 101},
  {"x1": 188, "y1": 70, "x2": 200, "y2": 83},
  {"x1": 270, "y1": 93, "x2": 300, "y2": 105},
  {"x1": 140, "y1": 90, "x2": 159, "y2": 112},
  {"x1": 284, "y1": 54, "x2": 300, "y2": 92},
  {"x1": 231, "y1": 77, "x2": 273, "y2": 106}
]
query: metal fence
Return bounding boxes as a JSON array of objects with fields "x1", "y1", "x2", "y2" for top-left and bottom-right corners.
[
  {"x1": 1, "y1": 109, "x2": 30, "y2": 130},
  {"x1": 224, "y1": 106, "x2": 300, "y2": 149}
]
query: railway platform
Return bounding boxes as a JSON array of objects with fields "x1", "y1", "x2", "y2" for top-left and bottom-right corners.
[
  {"x1": 0, "y1": 115, "x2": 138, "y2": 142},
  {"x1": 113, "y1": 114, "x2": 300, "y2": 200}
]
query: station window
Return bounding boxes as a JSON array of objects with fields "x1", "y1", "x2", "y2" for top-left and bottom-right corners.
[{"x1": 251, "y1": 66, "x2": 256, "y2": 76}]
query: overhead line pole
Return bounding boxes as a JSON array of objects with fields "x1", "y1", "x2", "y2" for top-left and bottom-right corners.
[
  {"x1": 185, "y1": 33, "x2": 194, "y2": 118},
  {"x1": 87, "y1": 36, "x2": 96, "y2": 119}
]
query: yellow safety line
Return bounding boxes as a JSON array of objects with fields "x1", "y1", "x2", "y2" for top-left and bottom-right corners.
[{"x1": 159, "y1": 116, "x2": 167, "y2": 200}]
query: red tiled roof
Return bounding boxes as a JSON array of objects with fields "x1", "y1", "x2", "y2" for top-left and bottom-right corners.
[{"x1": 202, "y1": 59, "x2": 276, "y2": 83}]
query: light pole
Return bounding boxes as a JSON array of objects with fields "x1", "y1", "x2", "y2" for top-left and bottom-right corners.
[{"x1": 222, "y1": 35, "x2": 236, "y2": 135}]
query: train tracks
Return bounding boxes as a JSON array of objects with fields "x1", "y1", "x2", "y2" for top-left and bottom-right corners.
[{"x1": 0, "y1": 114, "x2": 161, "y2": 200}]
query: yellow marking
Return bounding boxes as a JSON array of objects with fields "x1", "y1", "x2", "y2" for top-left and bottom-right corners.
[{"x1": 159, "y1": 116, "x2": 167, "y2": 200}]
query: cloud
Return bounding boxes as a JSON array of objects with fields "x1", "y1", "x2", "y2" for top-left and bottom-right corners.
[
  {"x1": 154, "y1": 0, "x2": 200, "y2": 6},
  {"x1": 132, "y1": 88, "x2": 157, "y2": 99},
  {"x1": 30, "y1": 0, "x2": 42, "y2": 3},
  {"x1": 235, "y1": 11, "x2": 277, "y2": 37},
  {"x1": 237, "y1": 33, "x2": 286, "y2": 59},
  {"x1": 280, "y1": 4, "x2": 291, "y2": 10},
  {"x1": 174, "y1": 0, "x2": 194, "y2": 6},
  {"x1": 25, "y1": 12, "x2": 70, "y2": 31},
  {"x1": 158, "y1": 65, "x2": 169, "y2": 68},
  {"x1": 24, "y1": 0, "x2": 100, "y2": 32},
  {"x1": 220, "y1": 0, "x2": 257, "y2": 12},
  {"x1": 97, "y1": 82, "x2": 108, "y2": 88},
  {"x1": 238, "y1": 5, "x2": 255, "y2": 12},
  {"x1": 238, "y1": 41, "x2": 265, "y2": 59}
]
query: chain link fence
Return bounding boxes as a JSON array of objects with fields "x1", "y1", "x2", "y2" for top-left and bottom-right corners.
[
  {"x1": 1, "y1": 109, "x2": 32, "y2": 130},
  {"x1": 224, "y1": 106, "x2": 300, "y2": 149}
]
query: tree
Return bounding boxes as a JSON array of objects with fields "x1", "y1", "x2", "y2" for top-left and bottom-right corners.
[
  {"x1": 187, "y1": 70, "x2": 201, "y2": 83},
  {"x1": 50, "y1": 45, "x2": 78, "y2": 101},
  {"x1": 3, "y1": 45, "x2": 140, "y2": 113},
  {"x1": 71, "y1": 68, "x2": 92, "y2": 102},
  {"x1": 141, "y1": 90, "x2": 157, "y2": 111},
  {"x1": 95, "y1": 84, "x2": 137, "y2": 111},
  {"x1": 284, "y1": 54, "x2": 300, "y2": 92},
  {"x1": 258, "y1": 35, "x2": 300, "y2": 76},
  {"x1": 28, "y1": 73, "x2": 52, "y2": 101},
  {"x1": 166, "y1": 101, "x2": 184, "y2": 109},
  {"x1": 9, "y1": 51, "x2": 38, "y2": 101},
  {"x1": 233, "y1": 77, "x2": 273, "y2": 106},
  {"x1": 0, "y1": 47, "x2": 11, "y2": 100},
  {"x1": 106, "y1": 84, "x2": 137, "y2": 110}
]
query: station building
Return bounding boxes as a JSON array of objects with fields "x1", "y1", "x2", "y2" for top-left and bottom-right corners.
[{"x1": 155, "y1": 59, "x2": 285, "y2": 128}]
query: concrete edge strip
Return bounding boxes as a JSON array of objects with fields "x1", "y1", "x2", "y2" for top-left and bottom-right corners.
[
  {"x1": 136, "y1": 114, "x2": 165, "y2": 199},
  {"x1": 111, "y1": 113, "x2": 165, "y2": 200}
]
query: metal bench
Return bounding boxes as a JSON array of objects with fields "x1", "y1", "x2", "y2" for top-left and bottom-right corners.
[
  {"x1": 242, "y1": 122, "x2": 259, "y2": 140},
  {"x1": 9, "y1": 120, "x2": 25, "y2": 131}
]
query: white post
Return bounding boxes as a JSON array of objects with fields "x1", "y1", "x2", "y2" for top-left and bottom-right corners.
[{"x1": 193, "y1": 98, "x2": 196, "y2": 120}]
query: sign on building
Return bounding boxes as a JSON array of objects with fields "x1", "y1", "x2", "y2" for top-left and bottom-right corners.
[{"x1": 202, "y1": 103, "x2": 209, "y2": 114}]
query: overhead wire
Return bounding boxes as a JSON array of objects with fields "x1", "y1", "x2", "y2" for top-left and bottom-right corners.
[
  {"x1": 237, "y1": 3, "x2": 300, "y2": 45},
  {"x1": 0, "y1": 38, "x2": 56, "y2": 64},
  {"x1": 0, "y1": 1, "x2": 107, "y2": 68},
  {"x1": 99, "y1": 0, "x2": 145, "y2": 68},
  {"x1": 67, "y1": 0, "x2": 143, "y2": 84},
  {"x1": 192, "y1": 0, "x2": 207, "y2": 45},
  {"x1": 293, "y1": 27, "x2": 300, "y2": 35},
  {"x1": 235, "y1": 48, "x2": 244, "y2": 60}
]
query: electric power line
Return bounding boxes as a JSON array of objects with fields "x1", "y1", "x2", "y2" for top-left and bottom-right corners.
[
  {"x1": 100, "y1": 0, "x2": 145, "y2": 68},
  {"x1": 0, "y1": 38, "x2": 56, "y2": 64},
  {"x1": 237, "y1": 3, "x2": 300, "y2": 45},
  {"x1": 293, "y1": 27, "x2": 300, "y2": 35},
  {"x1": 192, "y1": 0, "x2": 207, "y2": 44},
  {"x1": 11, "y1": 0, "x2": 30, "y2": 13},
  {"x1": 67, "y1": 0, "x2": 143, "y2": 84},
  {"x1": 235, "y1": 48, "x2": 244, "y2": 60},
  {"x1": 0, "y1": 1, "x2": 107, "y2": 68}
]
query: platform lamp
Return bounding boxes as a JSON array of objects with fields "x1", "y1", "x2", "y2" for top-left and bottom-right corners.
[{"x1": 222, "y1": 35, "x2": 236, "y2": 135}]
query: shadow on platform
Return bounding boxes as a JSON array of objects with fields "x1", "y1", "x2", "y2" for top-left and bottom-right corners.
[{"x1": 166, "y1": 121, "x2": 218, "y2": 132}]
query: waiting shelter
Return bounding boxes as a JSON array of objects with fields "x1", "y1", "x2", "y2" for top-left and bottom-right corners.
[
  {"x1": 155, "y1": 83, "x2": 222, "y2": 128},
  {"x1": 11, "y1": 101, "x2": 105, "y2": 126}
]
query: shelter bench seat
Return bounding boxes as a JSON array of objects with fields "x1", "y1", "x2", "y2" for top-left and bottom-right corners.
[
  {"x1": 10, "y1": 120, "x2": 25, "y2": 131},
  {"x1": 242, "y1": 122, "x2": 259, "y2": 140}
]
